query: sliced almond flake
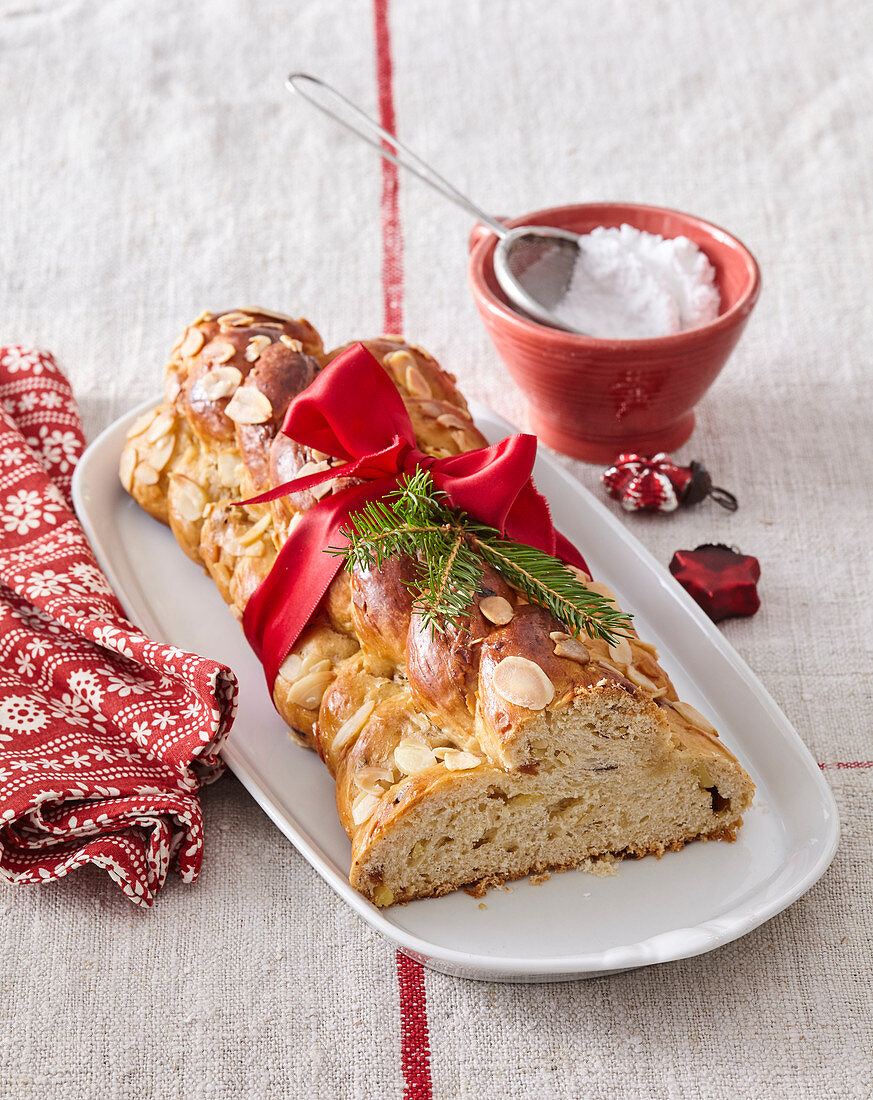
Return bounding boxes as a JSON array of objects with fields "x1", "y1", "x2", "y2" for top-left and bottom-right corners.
[
  {"x1": 217, "y1": 451, "x2": 244, "y2": 487},
  {"x1": 126, "y1": 409, "x2": 159, "y2": 440},
  {"x1": 332, "y1": 700, "x2": 376, "y2": 754},
  {"x1": 608, "y1": 637, "x2": 633, "y2": 666},
  {"x1": 145, "y1": 411, "x2": 175, "y2": 444},
  {"x1": 394, "y1": 741, "x2": 437, "y2": 776},
  {"x1": 451, "y1": 428, "x2": 481, "y2": 451},
  {"x1": 278, "y1": 653, "x2": 303, "y2": 682},
  {"x1": 212, "y1": 562, "x2": 232, "y2": 588},
  {"x1": 238, "y1": 513, "x2": 272, "y2": 547},
  {"x1": 165, "y1": 375, "x2": 182, "y2": 403},
  {"x1": 296, "y1": 459, "x2": 331, "y2": 479},
  {"x1": 207, "y1": 341, "x2": 236, "y2": 365},
  {"x1": 491, "y1": 656, "x2": 554, "y2": 710},
  {"x1": 301, "y1": 654, "x2": 332, "y2": 675},
  {"x1": 171, "y1": 476, "x2": 207, "y2": 523},
  {"x1": 553, "y1": 637, "x2": 590, "y2": 664},
  {"x1": 149, "y1": 435, "x2": 175, "y2": 472},
  {"x1": 479, "y1": 595, "x2": 514, "y2": 625},
  {"x1": 597, "y1": 660, "x2": 622, "y2": 676},
  {"x1": 671, "y1": 699, "x2": 717, "y2": 734},
  {"x1": 626, "y1": 664, "x2": 660, "y2": 693},
  {"x1": 119, "y1": 448, "x2": 136, "y2": 492},
  {"x1": 279, "y1": 335, "x2": 303, "y2": 351},
  {"x1": 405, "y1": 364, "x2": 432, "y2": 398},
  {"x1": 245, "y1": 335, "x2": 272, "y2": 362},
  {"x1": 351, "y1": 792, "x2": 381, "y2": 826},
  {"x1": 134, "y1": 463, "x2": 159, "y2": 486},
  {"x1": 311, "y1": 480, "x2": 334, "y2": 501},
  {"x1": 224, "y1": 387, "x2": 272, "y2": 425},
  {"x1": 442, "y1": 750, "x2": 480, "y2": 771},
  {"x1": 179, "y1": 327, "x2": 205, "y2": 358},
  {"x1": 384, "y1": 349, "x2": 413, "y2": 374},
  {"x1": 436, "y1": 411, "x2": 470, "y2": 431},
  {"x1": 419, "y1": 401, "x2": 442, "y2": 417},
  {"x1": 217, "y1": 311, "x2": 254, "y2": 328},
  {"x1": 199, "y1": 367, "x2": 243, "y2": 402},
  {"x1": 286, "y1": 669, "x2": 333, "y2": 710},
  {"x1": 354, "y1": 766, "x2": 394, "y2": 796}
]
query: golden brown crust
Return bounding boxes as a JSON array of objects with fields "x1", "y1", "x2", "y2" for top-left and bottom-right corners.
[{"x1": 120, "y1": 310, "x2": 756, "y2": 907}]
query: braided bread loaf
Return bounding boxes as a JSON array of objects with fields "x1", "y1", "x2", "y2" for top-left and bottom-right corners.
[{"x1": 120, "y1": 308, "x2": 754, "y2": 906}]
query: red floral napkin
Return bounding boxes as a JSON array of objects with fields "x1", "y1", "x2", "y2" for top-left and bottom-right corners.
[{"x1": 0, "y1": 347, "x2": 238, "y2": 907}]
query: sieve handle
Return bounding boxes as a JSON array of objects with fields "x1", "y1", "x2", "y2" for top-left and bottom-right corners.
[{"x1": 286, "y1": 73, "x2": 507, "y2": 239}]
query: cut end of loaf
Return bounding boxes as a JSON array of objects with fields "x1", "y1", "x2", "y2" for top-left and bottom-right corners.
[{"x1": 349, "y1": 685, "x2": 754, "y2": 906}]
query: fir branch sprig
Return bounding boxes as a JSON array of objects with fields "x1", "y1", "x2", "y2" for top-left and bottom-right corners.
[{"x1": 330, "y1": 469, "x2": 632, "y2": 644}]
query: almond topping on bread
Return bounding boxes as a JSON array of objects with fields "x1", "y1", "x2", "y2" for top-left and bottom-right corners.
[
  {"x1": 608, "y1": 637, "x2": 633, "y2": 665},
  {"x1": 671, "y1": 699, "x2": 717, "y2": 734},
  {"x1": 479, "y1": 595, "x2": 514, "y2": 625},
  {"x1": 224, "y1": 386, "x2": 272, "y2": 424},
  {"x1": 207, "y1": 341, "x2": 236, "y2": 364},
  {"x1": 394, "y1": 741, "x2": 437, "y2": 775},
  {"x1": 245, "y1": 335, "x2": 272, "y2": 362},
  {"x1": 551, "y1": 633, "x2": 590, "y2": 664},
  {"x1": 199, "y1": 366, "x2": 243, "y2": 401},
  {"x1": 179, "y1": 327, "x2": 205, "y2": 357},
  {"x1": 492, "y1": 656, "x2": 555, "y2": 710},
  {"x1": 351, "y1": 792, "x2": 381, "y2": 826},
  {"x1": 442, "y1": 750, "x2": 480, "y2": 771}
]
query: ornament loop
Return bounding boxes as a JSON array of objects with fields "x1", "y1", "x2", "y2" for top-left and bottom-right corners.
[{"x1": 708, "y1": 485, "x2": 739, "y2": 512}]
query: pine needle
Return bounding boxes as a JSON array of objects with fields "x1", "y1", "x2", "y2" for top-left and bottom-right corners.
[{"x1": 330, "y1": 471, "x2": 632, "y2": 643}]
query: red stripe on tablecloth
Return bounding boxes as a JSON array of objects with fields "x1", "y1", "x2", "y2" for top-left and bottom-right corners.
[
  {"x1": 374, "y1": 0, "x2": 404, "y2": 334},
  {"x1": 819, "y1": 761, "x2": 873, "y2": 769},
  {"x1": 396, "y1": 951, "x2": 433, "y2": 1099},
  {"x1": 373, "y1": 4, "x2": 433, "y2": 1098}
]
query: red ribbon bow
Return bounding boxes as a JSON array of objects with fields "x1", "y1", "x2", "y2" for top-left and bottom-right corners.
[{"x1": 242, "y1": 344, "x2": 588, "y2": 689}]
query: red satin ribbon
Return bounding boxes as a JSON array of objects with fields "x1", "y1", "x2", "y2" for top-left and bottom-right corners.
[{"x1": 241, "y1": 344, "x2": 588, "y2": 690}]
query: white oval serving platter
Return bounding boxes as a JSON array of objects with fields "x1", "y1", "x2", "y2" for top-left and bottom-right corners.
[{"x1": 72, "y1": 398, "x2": 839, "y2": 982}]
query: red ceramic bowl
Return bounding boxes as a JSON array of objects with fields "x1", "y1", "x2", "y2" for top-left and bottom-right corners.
[{"x1": 468, "y1": 203, "x2": 760, "y2": 463}]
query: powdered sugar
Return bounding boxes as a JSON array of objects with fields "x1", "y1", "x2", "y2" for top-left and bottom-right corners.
[{"x1": 534, "y1": 224, "x2": 720, "y2": 340}]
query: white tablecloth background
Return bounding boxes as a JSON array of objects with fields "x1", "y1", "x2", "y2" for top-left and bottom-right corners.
[{"x1": 2, "y1": 0, "x2": 871, "y2": 1096}]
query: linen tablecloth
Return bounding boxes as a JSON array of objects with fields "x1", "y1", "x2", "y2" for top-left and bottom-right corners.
[{"x1": 2, "y1": 0, "x2": 871, "y2": 1095}]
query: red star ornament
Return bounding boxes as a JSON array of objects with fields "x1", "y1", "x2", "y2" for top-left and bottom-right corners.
[{"x1": 669, "y1": 544, "x2": 761, "y2": 622}]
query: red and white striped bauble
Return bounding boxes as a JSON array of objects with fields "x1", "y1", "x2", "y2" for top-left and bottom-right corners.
[
  {"x1": 602, "y1": 453, "x2": 686, "y2": 513},
  {"x1": 602, "y1": 453, "x2": 738, "y2": 514}
]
